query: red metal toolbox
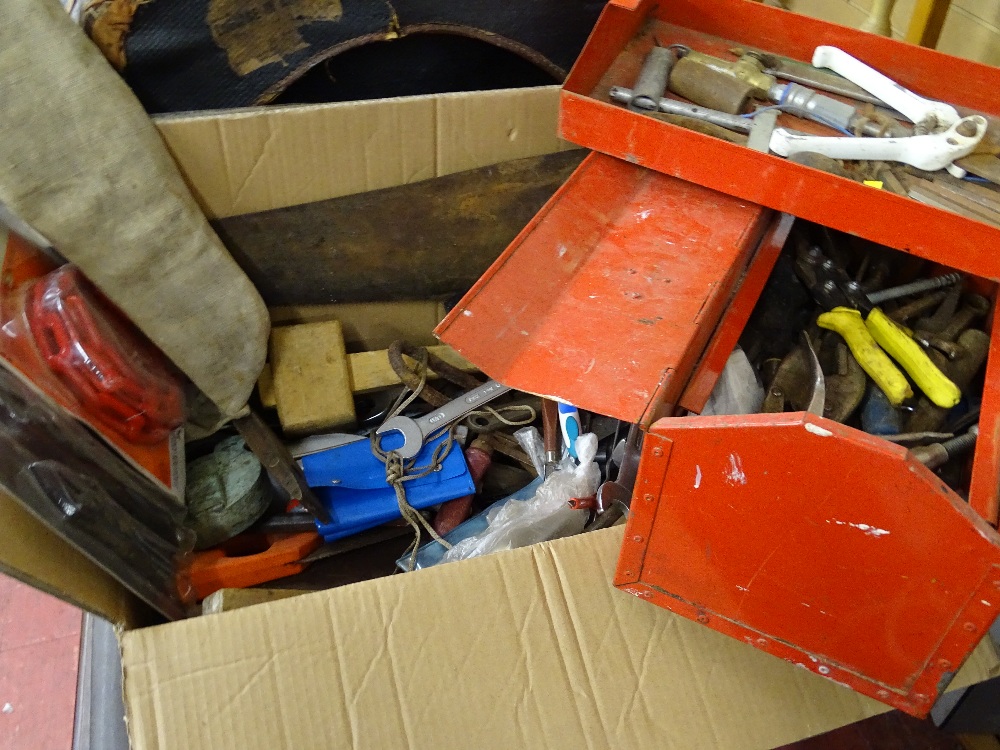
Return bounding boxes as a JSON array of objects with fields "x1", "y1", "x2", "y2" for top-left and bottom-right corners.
[
  {"x1": 436, "y1": 152, "x2": 786, "y2": 426},
  {"x1": 437, "y1": 151, "x2": 1000, "y2": 716},
  {"x1": 558, "y1": 0, "x2": 1000, "y2": 280}
]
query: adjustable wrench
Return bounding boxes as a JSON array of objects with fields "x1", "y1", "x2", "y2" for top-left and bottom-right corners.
[{"x1": 376, "y1": 380, "x2": 510, "y2": 459}]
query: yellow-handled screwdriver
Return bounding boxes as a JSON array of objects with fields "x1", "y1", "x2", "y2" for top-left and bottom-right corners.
[{"x1": 797, "y1": 249, "x2": 960, "y2": 409}]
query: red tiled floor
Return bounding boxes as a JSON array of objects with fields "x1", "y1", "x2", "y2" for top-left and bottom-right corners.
[{"x1": 0, "y1": 574, "x2": 81, "y2": 750}]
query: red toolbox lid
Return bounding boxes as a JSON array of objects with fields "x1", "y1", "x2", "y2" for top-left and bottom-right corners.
[
  {"x1": 436, "y1": 152, "x2": 773, "y2": 424},
  {"x1": 558, "y1": 0, "x2": 1000, "y2": 280}
]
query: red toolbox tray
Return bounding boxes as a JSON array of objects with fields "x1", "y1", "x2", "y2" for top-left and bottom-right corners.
[
  {"x1": 558, "y1": 0, "x2": 1000, "y2": 280},
  {"x1": 436, "y1": 152, "x2": 784, "y2": 426},
  {"x1": 438, "y1": 151, "x2": 1000, "y2": 717}
]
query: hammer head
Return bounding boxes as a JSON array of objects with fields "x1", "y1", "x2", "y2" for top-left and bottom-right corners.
[{"x1": 376, "y1": 415, "x2": 424, "y2": 459}]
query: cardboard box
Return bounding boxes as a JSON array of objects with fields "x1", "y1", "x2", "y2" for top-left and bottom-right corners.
[{"x1": 1, "y1": 86, "x2": 998, "y2": 749}]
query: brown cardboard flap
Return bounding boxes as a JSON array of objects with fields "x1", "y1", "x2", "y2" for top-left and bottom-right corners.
[
  {"x1": 155, "y1": 87, "x2": 571, "y2": 219},
  {"x1": 121, "y1": 525, "x2": 1000, "y2": 750}
]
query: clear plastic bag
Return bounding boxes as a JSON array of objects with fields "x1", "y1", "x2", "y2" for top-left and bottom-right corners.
[
  {"x1": 439, "y1": 432, "x2": 601, "y2": 564},
  {"x1": 701, "y1": 346, "x2": 765, "y2": 416}
]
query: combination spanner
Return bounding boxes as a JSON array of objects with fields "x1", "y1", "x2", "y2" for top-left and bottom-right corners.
[{"x1": 376, "y1": 380, "x2": 511, "y2": 459}]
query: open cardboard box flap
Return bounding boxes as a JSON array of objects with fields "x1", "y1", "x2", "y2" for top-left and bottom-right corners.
[
  {"x1": 2, "y1": 86, "x2": 998, "y2": 749},
  {"x1": 123, "y1": 526, "x2": 1000, "y2": 750}
]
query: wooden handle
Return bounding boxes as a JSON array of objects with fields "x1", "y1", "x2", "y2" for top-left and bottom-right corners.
[{"x1": 542, "y1": 399, "x2": 560, "y2": 456}]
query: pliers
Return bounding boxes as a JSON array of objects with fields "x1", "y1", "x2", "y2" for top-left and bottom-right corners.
[{"x1": 796, "y1": 246, "x2": 960, "y2": 409}]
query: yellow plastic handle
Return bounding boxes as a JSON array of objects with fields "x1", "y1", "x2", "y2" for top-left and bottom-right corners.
[
  {"x1": 818, "y1": 307, "x2": 913, "y2": 406},
  {"x1": 865, "y1": 307, "x2": 961, "y2": 409}
]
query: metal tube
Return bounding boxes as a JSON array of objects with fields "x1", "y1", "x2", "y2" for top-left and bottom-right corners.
[
  {"x1": 630, "y1": 46, "x2": 677, "y2": 112},
  {"x1": 609, "y1": 86, "x2": 753, "y2": 134},
  {"x1": 867, "y1": 272, "x2": 962, "y2": 304}
]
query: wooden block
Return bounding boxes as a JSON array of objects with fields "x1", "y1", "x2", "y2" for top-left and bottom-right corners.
[
  {"x1": 202, "y1": 587, "x2": 306, "y2": 615},
  {"x1": 257, "y1": 363, "x2": 276, "y2": 408},
  {"x1": 349, "y1": 345, "x2": 477, "y2": 393},
  {"x1": 957, "y1": 154, "x2": 1000, "y2": 186},
  {"x1": 270, "y1": 321, "x2": 353, "y2": 434},
  {"x1": 269, "y1": 301, "x2": 448, "y2": 352}
]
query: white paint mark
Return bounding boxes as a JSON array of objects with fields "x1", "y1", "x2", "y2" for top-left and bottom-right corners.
[
  {"x1": 827, "y1": 519, "x2": 890, "y2": 537},
  {"x1": 694, "y1": 465, "x2": 702, "y2": 489},
  {"x1": 805, "y1": 423, "x2": 833, "y2": 437},
  {"x1": 983, "y1": 600, "x2": 993, "y2": 606},
  {"x1": 818, "y1": 665, "x2": 831, "y2": 675},
  {"x1": 636, "y1": 209, "x2": 653, "y2": 221},
  {"x1": 558, "y1": 245, "x2": 568, "y2": 258},
  {"x1": 795, "y1": 663, "x2": 807, "y2": 669},
  {"x1": 520, "y1": 330, "x2": 529, "y2": 336},
  {"x1": 588, "y1": 294, "x2": 598, "y2": 299},
  {"x1": 736, "y1": 585, "x2": 748, "y2": 592},
  {"x1": 724, "y1": 453, "x2": 747, "y2": 486},
  {"x1": 801, "y1": 602, "x2": 811, "y2": 608},
  {"x1": 2, "y1": 703, "x2": 11, "y2": 714},
  {"x1": 584, "y1": 358, "x2": 596, "y2": 375},
  {"x1": 808, "y1": 655, "x2": 818, "y2": 663},
  {"x1": 462, "y1": 310, "x2": 473, "y2": 317}
]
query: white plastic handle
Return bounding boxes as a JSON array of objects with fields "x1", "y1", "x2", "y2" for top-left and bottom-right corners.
[
  {"x1": 812, "y1": 46, "x2": 959, "y2": 130},
  {"x1": 770, "y1": 115, "x2": 987, "y2": 175}
]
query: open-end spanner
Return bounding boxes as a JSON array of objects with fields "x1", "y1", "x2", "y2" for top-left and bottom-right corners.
[{"x1": 376, "y1": 380, "x2": 510, "y2": 459}]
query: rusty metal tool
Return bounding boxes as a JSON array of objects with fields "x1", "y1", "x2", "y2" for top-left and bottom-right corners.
[
  {"x1": 588, "y1": 423, "x2": 643, "y2": 529},
  {"x1": 668, "y1": 54, "x2": 756, "y2": 114},
  {"x1": 376, "y1": 380, "x2": 510, "y2": 459},
  {"x1": 867, "y1": 272, "x2": 962, "y2": 305},
  {"x1": 746, "y1": 109, "x2": 779, "y2": 153},
  {"x1": 670, "y1": 44, "x2": 904, "y2": 136},
  {"x1": 911, "y1": 425, "x2": 978, "y2": 469},
  {"x1": 234, "y1": 410, "x2": 331, "y2": 524},
  {"x1": 802, "y1": 333, "x2": 826, "y2": 415},
  {"x1": 908, "y1": 328, "x2": 991, "y2": 433},
  {"x1": 677, "y1": 47, "x2": 777, "y2": 99},
  {"x1": 609, "y1": 86, "x2": 752, "y2": 133},
  {"x1": 939, "y1": 294, "x2": 991, "y2": 341},
  {"x1": 887, "y1": 290, "x2": 947, "y2": 323},
  {"x1": 824, "y1": 339, "x2": 868, "y2": 423},
  {"x1": 917, "y1": 282, "x2": 963, "y2": 334},
  {"x1": 730, "y1": 47, "x2": 892, "y2": 106}
]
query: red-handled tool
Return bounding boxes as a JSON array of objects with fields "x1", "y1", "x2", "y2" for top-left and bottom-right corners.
[
  {"x1": 185, "y1": 531, "x2": 322, "y2": 601},
  {"x1": 432, "y1": 439, "x2": 494, "y2": 536},
  {"x1": 23, "y1": 266, "x2": 183, "y2": 444}
]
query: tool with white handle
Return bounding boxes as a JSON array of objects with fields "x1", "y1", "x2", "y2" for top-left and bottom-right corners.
[
  {"x1": 770, "y1": 115, "x2": 987, "y2": 176},
  {"x1": 811, "y1": 46, "x2": 958, "y2": 132}
]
